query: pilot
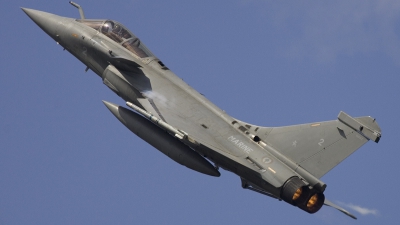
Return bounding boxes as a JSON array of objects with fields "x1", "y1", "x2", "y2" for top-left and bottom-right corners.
[
  {"x1": 123, "y1": 38, "x2": 148, "y2": 58},
  {"x1": 101, "y1": 21, "x2": 123, "y2": 43},
  {"x1": 120, "y1": 29, "x2": 132, "y2": 39},
  {"x1": 101, "y1": 21, "x2": 114, "y2": 33},
  {"x1": 112, "y1": 24, "x2": 122, "y2": 35}
]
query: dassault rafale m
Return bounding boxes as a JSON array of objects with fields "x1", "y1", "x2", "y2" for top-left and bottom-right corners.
[{"x1": 22, "y1": 2, "x2": 382, "y2": 219}]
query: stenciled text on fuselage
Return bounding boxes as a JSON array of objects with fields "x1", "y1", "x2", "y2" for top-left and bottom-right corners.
[{"x1": 228, "y1": 136, "x2": 254, "y2": 154}]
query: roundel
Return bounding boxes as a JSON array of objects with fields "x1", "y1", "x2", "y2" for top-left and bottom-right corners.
[{"x1": 262, "y1": 157, "x2": 272, "y2": 164}]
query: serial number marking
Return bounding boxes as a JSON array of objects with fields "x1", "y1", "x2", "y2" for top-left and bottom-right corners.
[
  {"x1": 262, "y1": 157, "x2": 272, "y2": 164},
  {"x1": 82, "y1": 47, "x2": 87, "y2": 56},
  {"x1": 318, "y1": 139, "x2": 324, "y2": 146},
  {"x1": 228, "y1": 136, "x2": 254, "y2": 154}
]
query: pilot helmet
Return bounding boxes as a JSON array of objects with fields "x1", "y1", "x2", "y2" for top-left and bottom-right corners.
[{"x1": 101, "y1": 21, "x2": 114, "y2": 33}]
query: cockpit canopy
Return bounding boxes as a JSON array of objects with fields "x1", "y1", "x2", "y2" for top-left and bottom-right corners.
[{"x1": 77, "y1": 19, "x2": 154, "y2": 58}]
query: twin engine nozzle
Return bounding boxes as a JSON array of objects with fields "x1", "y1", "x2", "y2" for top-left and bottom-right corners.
[{"x1": 281, "y1": 177, "x2": 325, "y2": 214}]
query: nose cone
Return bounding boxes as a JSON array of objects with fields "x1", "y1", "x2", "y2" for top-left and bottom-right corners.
[{"x1": 21, "y1": 8, "x2": 63, "y2": 40}]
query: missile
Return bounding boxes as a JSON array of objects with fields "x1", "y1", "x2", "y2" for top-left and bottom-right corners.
[
  {"x1": 102, "y1": 100, "x2": 220, "y2": 177},
  {"x1": 126, "y1": 101, "x2": 186, "y2": 140}
]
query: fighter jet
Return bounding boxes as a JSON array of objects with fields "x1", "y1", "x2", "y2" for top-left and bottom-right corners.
[{"x1": 22, "y1": 2, "x2": 381, "y2": 219}]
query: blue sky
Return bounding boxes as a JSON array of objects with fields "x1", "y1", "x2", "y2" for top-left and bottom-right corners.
[{"x1": 1, "y1": 0, "x2": 399, "y2": 224}]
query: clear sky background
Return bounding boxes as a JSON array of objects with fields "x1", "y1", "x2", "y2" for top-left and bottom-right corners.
[{"x1": 1, "y1": 0, "x2": 399, "y2": 224}]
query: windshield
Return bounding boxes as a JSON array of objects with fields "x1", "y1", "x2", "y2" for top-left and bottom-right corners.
[{"x1": 77, "y1": 19, "x2": 154, "y2": 58}]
